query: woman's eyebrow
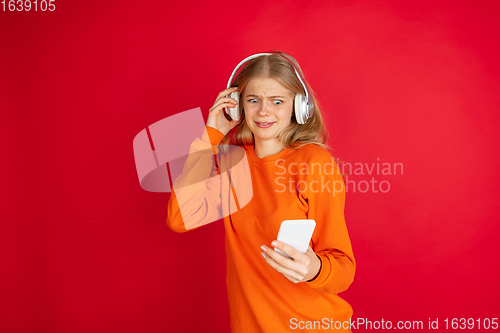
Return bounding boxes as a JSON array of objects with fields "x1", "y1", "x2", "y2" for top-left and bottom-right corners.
[{"x1": 245, "y1": 94, "x2": 287, "y2": 98}]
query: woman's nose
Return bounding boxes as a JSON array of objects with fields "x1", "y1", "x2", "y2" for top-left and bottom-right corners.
[{"x1": 258, "y1": 102, "x2": 271, "y2": 116}]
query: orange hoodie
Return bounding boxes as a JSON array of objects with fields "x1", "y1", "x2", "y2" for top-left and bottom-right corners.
[{"x1": 167, "y1": 126, "x2": 356, "y2": 332}]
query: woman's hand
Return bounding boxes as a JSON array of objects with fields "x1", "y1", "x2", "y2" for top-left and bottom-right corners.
[
  {"x1": 206, "y1": 87, "x2": 242, "y2": 136},
  {"x1": 260, "y1": 241, "x2": 322, "y2": 283}
]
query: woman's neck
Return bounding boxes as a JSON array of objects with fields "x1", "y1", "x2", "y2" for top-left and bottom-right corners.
[{"x1": 254, "y1": 138, "x2": 285, "y2": 159}]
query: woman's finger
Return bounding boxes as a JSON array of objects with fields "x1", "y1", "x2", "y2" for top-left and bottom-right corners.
[
  {"x1": 211, "y1": 96, "x2": 239, "y2": 109},
  {"x1": 216, "y1": 86, "x2": 238, "y2": 100},
  {"x1": 272, "y1": 241, "x2": 310, "y2": 266},
  {"x1": 261, "y1": 245, "x2": 306, "y2": 276},
  {"x1": 261, "y1": 251, "x2": 304, "y2": 282},
  {"x1": 209, "y1": 101, "x2": 238, "y2": 117},
  {"x1": 210, "y1": 100, "x2": 237, "y2": 110}
]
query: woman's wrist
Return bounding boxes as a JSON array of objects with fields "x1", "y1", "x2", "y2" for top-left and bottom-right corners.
[{"x1": 307, "y1": 254, "x2": 322, "y2": 282}]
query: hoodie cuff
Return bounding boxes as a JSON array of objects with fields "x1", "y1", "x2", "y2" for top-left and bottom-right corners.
[
  {"x1": 202, "y1": 126, "x2": 225, "y2": 146},
  {"x1": 304, "y1": 253, "x2": 332, "y2": 289}
]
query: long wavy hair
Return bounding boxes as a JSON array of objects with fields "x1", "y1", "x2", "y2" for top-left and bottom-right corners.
[{"x1": 219, "y1": 51, "x2": 332, "y2": 155}]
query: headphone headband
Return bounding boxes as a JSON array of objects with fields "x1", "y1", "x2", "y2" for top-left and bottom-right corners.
[{"x1": 226, "y1": 52, "x2": 311, "y2": 101}]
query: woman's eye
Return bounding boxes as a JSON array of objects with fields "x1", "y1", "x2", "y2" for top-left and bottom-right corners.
[{"x1": 247, "y1": 99, "x2": 283, "y2": 105}]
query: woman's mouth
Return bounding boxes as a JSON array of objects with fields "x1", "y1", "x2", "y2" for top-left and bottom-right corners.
[{"x1": 255, "y1": 121, "x2": 275, "y2": 128}]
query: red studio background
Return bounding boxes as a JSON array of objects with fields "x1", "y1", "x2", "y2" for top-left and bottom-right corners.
[{"x1": 1, "y1": 0, "x2": 499, "y2": 332}]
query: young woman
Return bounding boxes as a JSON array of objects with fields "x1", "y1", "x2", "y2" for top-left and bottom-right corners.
[{"x1": 167, "y1": 51, "x2": 355, "y2": 332}]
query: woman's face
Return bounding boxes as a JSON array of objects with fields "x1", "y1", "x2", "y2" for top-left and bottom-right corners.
[{"x1": 242, "y1": 77, "x2": 295, "y2": 143}]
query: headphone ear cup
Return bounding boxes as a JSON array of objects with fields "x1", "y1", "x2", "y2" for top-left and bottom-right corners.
[
  {"x1": 294, "y1": 94, "x2": 310, "y2": 125},
  {"x1": 225, "y1": 91, "x2": 241, "y2": 121}
]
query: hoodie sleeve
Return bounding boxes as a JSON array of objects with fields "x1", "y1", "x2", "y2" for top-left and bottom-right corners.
[
  {"x1": 166, "y1": 126, "x2": 226, "y2": 233},
  {"x1": 303, "y1": 148, "x2": 356, "y2": 294}
]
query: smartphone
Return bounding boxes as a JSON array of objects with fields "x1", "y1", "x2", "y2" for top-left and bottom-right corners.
[{"x1": 274, "y1": 219, "x2": 316, "y2": 259}]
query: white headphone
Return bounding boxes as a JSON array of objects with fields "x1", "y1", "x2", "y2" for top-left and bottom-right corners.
[{"x1": 224, "y1": 52, "x2": 314, "y2": 125}]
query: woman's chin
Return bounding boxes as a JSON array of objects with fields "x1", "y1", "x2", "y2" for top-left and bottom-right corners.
[{"x1": 253, "y1": 130, "x2": 278, "y2": 140}]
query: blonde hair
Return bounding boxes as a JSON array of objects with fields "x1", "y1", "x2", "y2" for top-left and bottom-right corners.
[{"x1": 220, "y1": 51, "x2": 332, "y2": 155}]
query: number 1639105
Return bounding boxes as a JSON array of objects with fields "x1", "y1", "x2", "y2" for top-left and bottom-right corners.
[
  {"x1": 2, "y1": 0, "x2": 56, "y2": 11},
  {"x1": 444, "y1": 318, "x2": 498, "y2": 330}
]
